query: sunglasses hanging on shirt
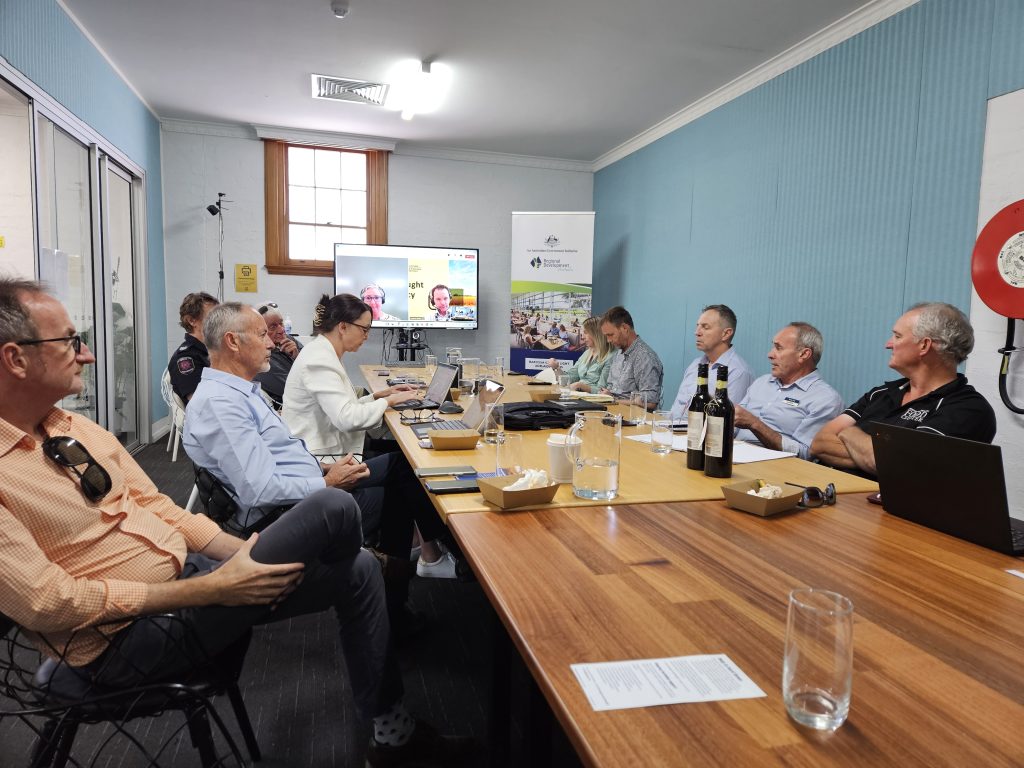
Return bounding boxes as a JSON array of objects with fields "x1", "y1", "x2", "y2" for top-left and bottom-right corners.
[{"x1": 42, "y1": 435, "x2": 113, "y2": 503}]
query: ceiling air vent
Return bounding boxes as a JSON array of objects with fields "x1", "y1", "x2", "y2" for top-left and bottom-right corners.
[{"x1": 311, "y1": 74, "x2": 389, "y2": 106}]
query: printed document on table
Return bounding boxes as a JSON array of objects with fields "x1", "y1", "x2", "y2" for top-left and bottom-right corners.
[
  {"x1": 571, "y1": 654, "x2": 766, "y2": 712},
  {"x1": 624, "y1": 436, "x2": 794, "y2": 461}
]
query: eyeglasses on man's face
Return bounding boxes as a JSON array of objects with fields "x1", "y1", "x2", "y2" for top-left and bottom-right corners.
[
  {"x1": 42, "y1": 435, "x2": 112, "y2": 503},
  {"x1": 15, "y1": 335, "x2": 83, "y2": 355}
]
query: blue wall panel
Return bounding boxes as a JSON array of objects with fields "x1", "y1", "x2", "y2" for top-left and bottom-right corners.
[
  {"x1": 0, "y1": 0, "x2": 168, "y2": 422},
  {"x1": 594, "y1": 0, "x2": 1023, "y2": 408}
]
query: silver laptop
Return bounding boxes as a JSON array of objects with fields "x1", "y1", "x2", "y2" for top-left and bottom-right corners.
[
  {"x1": 411, "y1": 379, "x2": 506, "y2": 438},
  {"x1": 870, "y1": 422, "x2": 1023, "y2": 556},
  {"x1": 391, "y1": 362, "x2": 459, "y2": 411}
]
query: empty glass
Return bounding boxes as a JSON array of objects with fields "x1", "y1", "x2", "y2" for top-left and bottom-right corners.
[
  {"x1": 558, "y1": 373, "x2": 572, "y2": 399},
  {"x1": 496, "y1": 432, "x2": 524, "y2": 476},
  {"x1": 628, "y1": 392, "x2": 647, "y2": 425},
  {"x1": 783, "y1": 588, "x2": 854, "y2": 732},
  {"x1": 651, "y1": 410, "x2": 673, "y2": 454},
  {"x1": 459, "y1": 379, "x2": 476, "y2": 399},
  {"x1": 424, "y1": 354, "x2": 437, "y2": 379}
]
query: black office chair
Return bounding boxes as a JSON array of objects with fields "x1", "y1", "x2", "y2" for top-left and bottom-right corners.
[
  {"x1": 192, "y1": 464, "x2": 287, "y2": 537},
  {"x1": 0, "y1": 613, "x2": 260, "y2": 768}
]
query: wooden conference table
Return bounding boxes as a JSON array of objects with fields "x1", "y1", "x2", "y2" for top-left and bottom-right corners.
[
  {"x1": 362, "y1": 366, "x2": 1024, "y2": 765},
  {"x1": 362, "y1": 366, "x2": 878, "y2": 520}
]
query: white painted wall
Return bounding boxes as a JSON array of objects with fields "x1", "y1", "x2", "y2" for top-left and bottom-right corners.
[
  {"x1": 160, "y1": 122, "x2": 593, "y2": 388},
  {"x1": 969, "y1": 89, "x2": 1024, "y2": 520}
]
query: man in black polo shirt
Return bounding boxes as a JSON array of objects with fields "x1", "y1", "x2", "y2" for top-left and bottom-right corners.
[
  {"x1": 811, "y1": 302, "x2": 996, "y2": 476},
  {"x1": 168, "y1": 291, "x2": 219, "y2": 403},
  {"x1": 253, "y1": 300, "x2": 302, "y2": 408}
]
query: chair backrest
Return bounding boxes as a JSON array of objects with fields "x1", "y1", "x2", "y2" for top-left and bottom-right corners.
[
  {"x1": 193, "y1": 465, "x2": 241, "y2": 525},
  {"x1": 159, "y1": 368, "x2": 174, "y2": 408}
]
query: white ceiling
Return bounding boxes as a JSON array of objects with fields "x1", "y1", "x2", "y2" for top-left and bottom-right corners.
[{"x1": 62, "y1": 0, "x2": 878, "y2": 163}]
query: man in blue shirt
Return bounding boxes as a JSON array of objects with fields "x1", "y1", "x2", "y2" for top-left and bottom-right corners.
[
  {"x1": 669, "y1": 305, "x2": 754, "y2": 421},
  {"x1": 182, "y1": 302, "x2": 471, "y2": 764},
  {"x1": 733, "y1": 322, "x2": 843, "y2": 459}
]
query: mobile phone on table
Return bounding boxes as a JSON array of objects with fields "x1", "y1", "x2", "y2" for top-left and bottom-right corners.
[
  {"x1": 414, "y1": 465, "x2": 477, "y2": 478},
  {"x1": 425, "y1": 478, "x2": 480, "y2": 494}
]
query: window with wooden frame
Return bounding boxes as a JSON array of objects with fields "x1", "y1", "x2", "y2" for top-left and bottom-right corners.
[{"x1": 264, "y1": 140, "x2": 388, "y2": 276}]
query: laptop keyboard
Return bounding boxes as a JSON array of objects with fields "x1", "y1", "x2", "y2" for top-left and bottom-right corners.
[{"x1": 426, "y1": 419, "x2": 470, "y2": 431}]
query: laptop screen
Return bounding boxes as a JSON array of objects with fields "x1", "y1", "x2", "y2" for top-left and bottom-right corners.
[{"x1": 423, "y1": 363, "x2": 459, "y2": 404}]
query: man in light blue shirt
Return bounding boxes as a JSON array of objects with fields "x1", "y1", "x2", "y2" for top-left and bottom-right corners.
[
  {"x1": 184, "y1": 305, "x2": 369, "y2": 528},
  {"x1": 669, "y1": 305, "x2": 754, "y2": 420},
  {"x1": 734, "y1": 322, "x2": 843, "y2": 459}
]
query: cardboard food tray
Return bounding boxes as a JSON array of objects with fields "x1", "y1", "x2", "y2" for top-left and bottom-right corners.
[
  {"x1": 478, "y1": 474, "x2": 560, "y2": 510},
  {"x1": 426, "y1": 429, "x2": 480, "y2": 450},
  {"x1": 721, "y1": 479, "x2": 803, "y2": 517}
]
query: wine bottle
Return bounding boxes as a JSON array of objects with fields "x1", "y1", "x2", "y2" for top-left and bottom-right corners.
[
  {"x1": 703, "y1": 365, "x2": 734, "y2": 478},
  {"x1": 686, "y1": 363, "x2": 711, "y2": 470}
]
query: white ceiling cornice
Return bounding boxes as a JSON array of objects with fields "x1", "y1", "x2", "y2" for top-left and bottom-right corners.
[
  {"x1": 392, "y1": 145, "x2": 593, "y2": 173},
  {"x1": 593, "y1": 0, "x2": 921, "y2": 171}
]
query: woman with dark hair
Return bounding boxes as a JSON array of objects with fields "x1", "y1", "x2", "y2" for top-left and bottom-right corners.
[
  {"x1": 167, "y1": 291, "x2": 219, "y2": 403},
  {"x1": 283, "y1": 294, "x2": 458, "y2": 597}
]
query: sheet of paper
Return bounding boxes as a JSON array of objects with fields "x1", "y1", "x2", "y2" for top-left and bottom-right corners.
[
  {"x1": 571, "y1": 654, "x2": 766, "y2": 712},
  {"x1": 732, "y1": 441, "x2": 796, "y2": 463},
  {"x1": 624, "y1": 437, "x2": 795, "y2": 461},
  {"x1": 531, "y1": 368, "x2": 556, "y2": 384},
  {"x1": 627, "y1": 433, "x2": 688, "y2": 451}
]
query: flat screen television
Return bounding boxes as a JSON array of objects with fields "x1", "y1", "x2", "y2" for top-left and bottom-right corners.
[{"x1": 333, "y1": 243, "x2": 479, "y2": 330}]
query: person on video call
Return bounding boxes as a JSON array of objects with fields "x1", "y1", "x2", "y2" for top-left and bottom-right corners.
[
  {"x1": 359, "y1": 284, "x2": 400, "y2": 322},
  {"x1": 429, "y1": 284, "x2": 452, "y2": 321}
]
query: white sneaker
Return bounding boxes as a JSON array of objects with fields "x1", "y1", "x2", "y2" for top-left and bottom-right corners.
[{"x1": 416, "y1": 551, "x2": 458, "y2": 579}]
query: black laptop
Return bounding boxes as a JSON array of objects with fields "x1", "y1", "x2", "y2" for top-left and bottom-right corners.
[
  {"x1": 391, "y1": 363, "x2": 459, "y2": 411},
  {"x1": 869, "y1": 422, "x2": 1023, "y2": 556}
]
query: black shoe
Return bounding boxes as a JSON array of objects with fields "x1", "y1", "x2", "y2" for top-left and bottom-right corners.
[{"x1": 366, "y1": 719, "x2": 474, "y2": 767}]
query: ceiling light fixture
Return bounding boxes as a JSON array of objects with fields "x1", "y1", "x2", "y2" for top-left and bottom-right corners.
[
  {"x1": 384, "y1": 59, "x2": 452, "y2": 121},
  {"x1": 330, "y1": 0, "x2": 350, "y2": 19}
]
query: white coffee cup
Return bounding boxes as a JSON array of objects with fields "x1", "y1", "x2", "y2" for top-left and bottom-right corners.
[{"x1": 547, "y1": 433, "x2": 581, "y2": 484}]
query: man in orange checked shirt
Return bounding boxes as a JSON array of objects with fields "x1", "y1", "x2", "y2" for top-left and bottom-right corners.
[{"x1": 0, "y1": 278, "x2": 470, "y2": 767}]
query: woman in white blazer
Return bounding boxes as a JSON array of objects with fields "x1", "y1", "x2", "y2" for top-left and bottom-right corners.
[{"x1": 282, "y1": 294, "x2": 457, "y2": 586}]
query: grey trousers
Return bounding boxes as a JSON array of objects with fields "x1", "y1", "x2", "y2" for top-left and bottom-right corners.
[{"x1": 82, "y1": 487, "x2": 402, "y2": 721}]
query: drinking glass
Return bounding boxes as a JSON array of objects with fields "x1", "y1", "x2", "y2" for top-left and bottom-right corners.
[
  {"x1": 628, "y1": 392, "x2": 647, "y2": 425},
  {"x1": 496, "y1": 432, "x2": 524, "y2": 476},
  {"x1": 482, "y1": 403, "x2": 501, "y2": 445},
  {"x1": 651, "y1": 410, "x2": 673, "y2": 454},
  {"x1": 445, "y1": 347, "x2": 462, "y2": 365},
  {"x1": 494, "y1": 356, "x2": 505, "y2": 377},
  {"x1": 424, "y1": 354, "x2": 437, "y2": 379},
  {"x1": 558, "y1": 373, "x2": 572, "y2": 399},
  {"x1": 459, "y1": 379, "x2": 476, "y2": 400},
  {"x1": 783, "y1": 588, "x2": 854, "y2": 732}
]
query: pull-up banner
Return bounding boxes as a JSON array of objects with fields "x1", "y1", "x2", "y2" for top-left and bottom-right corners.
[{"x1": 509, "y1": 212, "x2": 595, "y2": 374}]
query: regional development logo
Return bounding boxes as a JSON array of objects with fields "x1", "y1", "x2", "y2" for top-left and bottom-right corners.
[{"x1": 529, "y1": 256, "x2": 543, "y2": 269}]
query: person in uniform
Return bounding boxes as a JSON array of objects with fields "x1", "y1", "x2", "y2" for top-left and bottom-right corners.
[{"x1": 167, "y1": 291, "x2": 218, "y2": 403}]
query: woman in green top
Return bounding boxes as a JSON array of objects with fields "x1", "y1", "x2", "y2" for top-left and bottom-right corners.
[{"x1": 547, "y1": 316, "x2": 613, "y2": 393}]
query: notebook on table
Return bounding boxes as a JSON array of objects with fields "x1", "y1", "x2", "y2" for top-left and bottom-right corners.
[
  {"x1": 391, "y1": 363, "x2": 459, "y2": 411},
  {"x1": 411, "y1": 379, "x2": 506, "y2": 439},
  {"x1": 869, "y1": 422, "x2": 1023, "y2": 556}
]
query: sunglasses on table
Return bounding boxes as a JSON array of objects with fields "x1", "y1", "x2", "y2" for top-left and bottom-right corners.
[
  {"x1": 785, "y1": 481, "x2": 837, "y2": 508},
  {"x1": 15, "y1": 335, "x2": 83, "y2": 354},
  {"x1": 42, "y1": 435, "x2": 113, "y2": 503}
]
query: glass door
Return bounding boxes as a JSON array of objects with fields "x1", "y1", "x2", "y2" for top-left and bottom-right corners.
[
  {"x1": 36, "y1": 116, "x2": 99, "y2": 423},
  {"x1": 102, "y1": 162, "x2": 139, "y2": 448},
  {"x1": 0, "y1": 80, "x2": 34, "y2": 277}
]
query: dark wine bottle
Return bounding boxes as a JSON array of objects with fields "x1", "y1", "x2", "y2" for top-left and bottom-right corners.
[
  {"x1": 703, "y1": 365, "x2": 734, "y2": 478},
  {"x1": 685, "y1": 363, "x2": 711, "y2": 470}
]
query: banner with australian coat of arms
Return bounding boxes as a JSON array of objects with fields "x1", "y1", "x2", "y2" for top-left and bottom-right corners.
[{"x1": 509, "y1": 212, "x2": 595, "y2": 373}]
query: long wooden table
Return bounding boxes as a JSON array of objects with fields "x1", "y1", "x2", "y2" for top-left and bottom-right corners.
[
  {"x1": 448, "y1": 495, "x2": 1024, "y2": 767},
  {"x1": 362, "y1": 365, "x2": 877, "y2": 520}
]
